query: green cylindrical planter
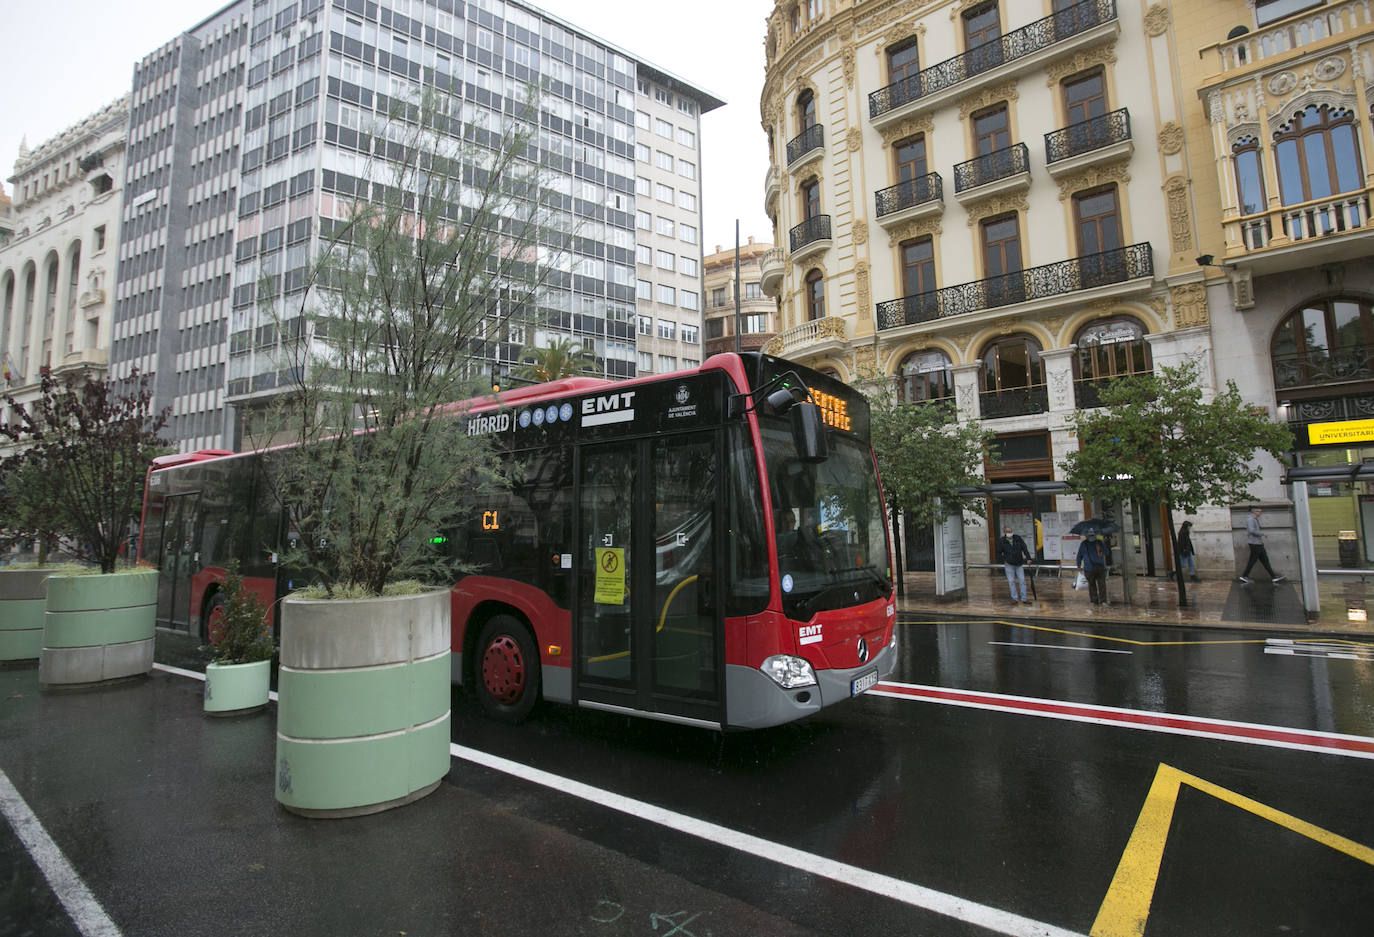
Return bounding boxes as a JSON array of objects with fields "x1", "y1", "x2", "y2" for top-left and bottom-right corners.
[
  {"x1": 39, "y1": 568, "x2": 158, "y2": 688},
  {"x1": 205, "y1": 659, "x2": 272, "y2": 716},
  {"x1": 0, "y1": 568, "x2": 54, "y2": 662},
  {"x1": 275, "y1": 588, "x2": 451, "y2": 818}
]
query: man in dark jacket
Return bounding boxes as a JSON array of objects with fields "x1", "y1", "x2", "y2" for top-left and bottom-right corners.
[
  {"x1": 996, "y1": 525, "x2": 1032, "y2": 604},
  {"x1": 1077, "y1": 535, "x2": 1110, "y2": 605}
]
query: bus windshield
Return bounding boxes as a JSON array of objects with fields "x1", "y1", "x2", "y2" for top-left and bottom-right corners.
[{"x1": 763, "y1": 421, "x2": 891, "y2": 620}]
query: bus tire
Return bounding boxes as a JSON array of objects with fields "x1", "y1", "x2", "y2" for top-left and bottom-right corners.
[
  {"x1": 204, "y1": 593, "x2": 226, "y2": 646},
  {"x1": 474, "y1": 615, "x2": 540, "y2": 724}
]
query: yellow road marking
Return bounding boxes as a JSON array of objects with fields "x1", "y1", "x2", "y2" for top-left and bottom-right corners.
[
  {"x1": 1091, "y1": 763, "x2": 1374, "y2": 937},
  {"x1": 899, "y1": 619, "x2": 1374, "y2": 650}
]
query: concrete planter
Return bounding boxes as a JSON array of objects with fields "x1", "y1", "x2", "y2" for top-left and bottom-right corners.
[
  {"x1": 275, "y1": 588, "x2": 452, "y2": 818},
  {"x1": 0, "y1": 567, "x2": 56, "y2": 662},
  {"x1": 204, "y1": 659, "x2": 272, "y2": 716},
  {"x1": 39, "y1": 568, "x2": 157, "y2": 688}
]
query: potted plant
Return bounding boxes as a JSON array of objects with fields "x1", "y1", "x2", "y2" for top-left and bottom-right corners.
[
  {"x1": 203, "y1": 561, "x2": 276, "y2": 716},
  {"x1": 1, "y1": 369, "x2": 169, "y2": 686},
  {"x1": 248, "y1": 89, "x2": 553, "y2": 818}
]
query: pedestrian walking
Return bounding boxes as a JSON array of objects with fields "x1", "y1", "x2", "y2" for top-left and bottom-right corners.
[
  {"x1": 1238, "y1": 506, "x2": 1285, "y2": 584},
  {"x1": 1176, "y1": 520, "x2": 1200, "y2": 582},
  {"x1": 1077, "y1": 534, "x2": 1110, "y2": 605},
  {"x1": 996, "y1": 525, "x2": 1032, "y2": 605}
]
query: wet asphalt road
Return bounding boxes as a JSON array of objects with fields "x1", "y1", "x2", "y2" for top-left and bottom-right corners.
[{"x1": 3, "y1": 616, "x2": 1373, "y2": 937}]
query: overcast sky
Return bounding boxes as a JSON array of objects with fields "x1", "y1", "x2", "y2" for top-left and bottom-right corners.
[{"x1": 1, "y1": 0, "x2": 775, "y2": 253}]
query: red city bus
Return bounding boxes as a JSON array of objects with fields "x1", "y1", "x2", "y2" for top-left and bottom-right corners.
[{"x1": 139, "y1": 352, "x2": 897, "y2": 730}]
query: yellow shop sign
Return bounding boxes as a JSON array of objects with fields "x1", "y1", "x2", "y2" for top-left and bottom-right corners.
[{"x1": 1308, "y1": 418, "x2": 1374, "y2": 445}]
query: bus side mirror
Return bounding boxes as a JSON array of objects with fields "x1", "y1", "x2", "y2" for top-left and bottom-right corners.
[{"x1": 791, "y1": 401, "x2": 827, "y2": 463}]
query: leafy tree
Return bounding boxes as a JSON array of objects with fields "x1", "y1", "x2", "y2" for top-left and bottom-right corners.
[
  {"x1": 248, "y1": 86, "x2": 556, "y2": 596},
  {"x1": 863, "y1": 373, "x2": 992, "y2": 590},
  {"x1": 513, "y1": 337, "x2": 597, "y2": 383},
  {"x1": 1061, "y1": 359, "x2": 1293, "y2": 605},
  {"x1": 0, "y1": 370, "x2": 170, "y2": 572}
]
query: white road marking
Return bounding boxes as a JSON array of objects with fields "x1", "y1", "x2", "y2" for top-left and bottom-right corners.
[
  {"x1": 0, "y1": 769, "x2": 123, "y2": 937},
  {"x1": 989, "y1": 641, "x2": 1131, "y2": 654},
  {"x1": 451, "y1": 743, "x2": 1087, "y2": 937}
]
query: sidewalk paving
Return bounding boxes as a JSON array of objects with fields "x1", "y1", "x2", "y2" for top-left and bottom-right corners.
[{"x1": 894, "y1": 567, "x2": 1374, "y2": 638}]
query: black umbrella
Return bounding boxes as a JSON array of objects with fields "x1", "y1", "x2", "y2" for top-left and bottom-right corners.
[{"x1": 1070, "y1": 518, "x2": 1120, "y2": 536}]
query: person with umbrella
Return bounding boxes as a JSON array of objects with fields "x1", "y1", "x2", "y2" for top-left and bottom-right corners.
[
  {"x1": 1077, "y1": 533, "x2": 1111, "y2": 605},
  {"x1": 996, "y1": 524, "x2": 1033, "y2": 605}
]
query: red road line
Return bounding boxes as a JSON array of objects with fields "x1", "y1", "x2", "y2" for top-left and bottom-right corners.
[{"x1": 873, "y1": 682, "x2": 1374, "y2": 759}]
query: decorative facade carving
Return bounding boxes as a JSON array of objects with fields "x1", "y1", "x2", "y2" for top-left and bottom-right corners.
[
  {"x1": 1232, "y1": 269, "x2": 1255, "y2": 310},
  {"x1": 1164, "y1": 175, "x2": 1194, "y2": 254},
  {"x1": 842, "y1": 43, "x2": 856, "y2": 89},
  {"x1": 879, "y1": 113, "x2": 935, "y2": 146},
  {"x1": 855, "y1": 261, "x2": 871, "y2": 313},
  {"x1": 853, "y1": 219, "x2": 869, "y2": 245},
  {"x1": 1044, "y1": 42, "x2": 1118, "y2": 86},
  {"x1": 1055, "y1": 163, "x2": 1131, "y2": 201},
  {"x1": 886, "y1": 215, "x2": 943, "y2": 246},
  {"x1": 853, "y1": 344, "x2": 877, "y2": 374},
  {"x1": 1041, "y1": 313, "x2": 1068, "y2": 343},
  {"x1": 1157, "y1": 121, "x2": 1184, "y2": 155},
  {"x1": 1314, "y1": 56, "x2": 1347, "y2": 82},
  {"x1": 957, "y1": 81, "x2": 1020, "y2": 121},
  {"x1": 1143, "y1": 4, "x2": 1170, "y2": 37},
  {"x1": 878, "y1": 23, "x2": 925, "y2": 55},
  {"x1": 1050, "y1": 368, "x2": 1072, "y2": 412},
  {"x1": 857, "y1": 0, "x2": 931, "y2": 38},
  {"x1": 847, "y1": 126, "x2": 863, "y2": 151},
  {"x1": 1170, "y1": 283, "x2": 1209, "y2": 329},
  {"x1": 964, "y1": 192, "x2": 1029, "y2": 226},
  {"x1": 995, "y1": 316, "x2": 1017, "y2": 335}
]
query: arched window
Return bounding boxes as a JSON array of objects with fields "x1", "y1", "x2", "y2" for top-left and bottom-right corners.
[
  {"x1": 898, "y1": 349, "x2": 953, "y2": 403},
  {"x1": 1273, "y1": 105, "x2": 1362, "y2": 205},
  {"x1": 1271, "y1": 297, "x2": 1374, "y2": 391},
  {"x1": 805, "y1": 269, "x2": 825, "y2": 320},
  {"x1": 1232, "y1": 136, "x2": 1266, "y2": 215},
  {"x1": 980, "y1": 334, "x2": 1046, "y2": 418},
  {"x1": 1074, "y1": 316, "x2": 1151, "y2": 407}
]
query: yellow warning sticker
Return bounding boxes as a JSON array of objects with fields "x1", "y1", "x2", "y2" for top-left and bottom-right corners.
[{"x1": 594, "y1": 547, "x2": 626, "y2": 605}]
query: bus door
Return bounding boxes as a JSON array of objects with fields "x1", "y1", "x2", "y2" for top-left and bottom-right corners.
[
  {"x1": 155, "y1": 491, "x2": 201, "y2": 630},
  {"x1": 576, "y1": 431, "x2": 723, "y2": 725}
]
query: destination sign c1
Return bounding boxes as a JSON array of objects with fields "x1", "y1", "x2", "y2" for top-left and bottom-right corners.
[{"x1": 809, "y1": 389, "x2": 851, "y2": 431}]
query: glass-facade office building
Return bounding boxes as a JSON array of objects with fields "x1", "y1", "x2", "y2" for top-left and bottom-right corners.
[{"x1": 112, "y1": 0, "x2": 721, "y2": 452}]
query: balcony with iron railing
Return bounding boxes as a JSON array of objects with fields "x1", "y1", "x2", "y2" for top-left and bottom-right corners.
[
  {"x1": 867, "y1": 0, "x2": 1119, "y2": 126},
  {"x1": 876, "y1": 242, "x2": 1154, "y2": 331},
  {"x1": 1273, "y1": 347, "x2": 1374, "y2": 391},
  {"x1": 789, "y1": 214, "x2": 832, "y2": 261},
  {"x1": 980, "y1": 384, "x2": 1049, "y2": 419},
  {"x1": 875, "y1": 171, "x2": 943, "y2": 227},
  {"x1": 1044, "y1": 108, "x2": 1132, "y2": 177},
  {"x1": 953, "y1": 143, "x2": 1031, "y2": 204},
  {"x1": 786, "y1": 124, "x2": 824, "y2": 169}
]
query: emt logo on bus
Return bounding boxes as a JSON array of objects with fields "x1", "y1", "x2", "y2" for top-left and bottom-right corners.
[
  {"x1": 581, "y1": 390, "x2": 636, "y2": 427},
  {"x1": 809, "y1": 390, "x2": 851, "y2": 431}
]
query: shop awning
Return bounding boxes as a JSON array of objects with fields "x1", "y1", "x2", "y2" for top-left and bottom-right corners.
[
  {"x1": 1283, "y1": 464, "x2": 1374, "y2": 484},
  {"x1": 956, "y1": 481, "x2": 1070, "y2": 497}
]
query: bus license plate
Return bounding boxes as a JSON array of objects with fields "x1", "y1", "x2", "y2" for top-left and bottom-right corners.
[{"x1": 851, "y1": 670, "x2": 878, "y2": 696}]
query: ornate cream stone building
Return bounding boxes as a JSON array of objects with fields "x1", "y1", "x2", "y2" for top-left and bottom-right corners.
[
  {"x1": 702, "y1": 237, "x2": 778, "y2": 357},
  {"x1": 758, "y1": 0, "x2": 1217, "y2": 567},
  {"x1": 1, "y1": 97, "x2": 129, "y2": 424}
]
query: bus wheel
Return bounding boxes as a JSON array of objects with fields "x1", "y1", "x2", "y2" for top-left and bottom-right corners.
[
  {"x1": 475, "y1": 615, "x2": 540, "y2": 723},
  {"x1": 205, "y1": 595, "x2": 226, "y2": 647}
]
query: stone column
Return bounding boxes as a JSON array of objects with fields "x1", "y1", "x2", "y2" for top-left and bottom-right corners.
[
  {"x1": 952, "y1": 362, "x2": 982, "y2": 421},
  {"x1": 1040, "y1": 346, "x2": 1078, "y2": 416}
]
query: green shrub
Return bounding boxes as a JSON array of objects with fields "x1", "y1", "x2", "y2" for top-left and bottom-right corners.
[{"x1": 205, "y1": 561, "x2": 276, "y2": 664}]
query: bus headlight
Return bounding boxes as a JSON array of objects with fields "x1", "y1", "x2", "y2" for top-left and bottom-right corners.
[{"x1": 761, "y1": 654, "x2": 818, "y2": 689}]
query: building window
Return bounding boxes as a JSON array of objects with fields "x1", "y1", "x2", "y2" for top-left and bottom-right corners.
[
  {"x1": 798, "y1": 89, "x2": 816, "y2": 131},
  {"x1": 657, "y1": 250, "x2": 675, "y2": 271},
  {"x1": 1075, "y1": 317, "x2": 1151, "y2": 408},
  {"x1": 681, "y1": 323, "x2": 699, "y2": 342},
  {"x1": 901, "y1": 237, "x2": 936, "y2": 297},
  {"x1": 1062, "y1": 69, "x2": 1106, "y2": 124},
  {"x1": 637, "y1": 280, "x2": 652, "y2": 301},
  {"x1": 711, "y1": 286, "x2": 727, "y2": 306},
  {"x1": 1073, "y1": 186, "x2": 1123, "y2": 255},
  {"x1": 981, "y1": 214, "x2": 1024, "y2": 305},
  {"x1": 678, "y1": 191, "x2": 697, "y2": 212},
  {"x1": 973, "y1": 105, "x2": 1010, "y2": 156},
  {"x1": 744, "y1": 282, "x2": 762, "y2": 299},
  {"x1": 1273, "y1": 105, "x2": 1363, "y2": 205},
  {"x1": 963, "y1": 3, "x2": 1002, "y2": 75},
  {"x1": 656, "y1": 182, "x2": 674, "y2": 202},
  {"x1": 898, "y1": 350, "x2": 954, "y2": 403},
  {"x1": 982, "y1": 335, "x2": 1044, "y2": 393},
  {"x1": 638, "y1": 351, "x2": 653, "y2": 372},
  {"x1": 680, "y1": 224, "x2": 697, "y2": 244},
  {"x1": 802, "y1": 179, "x2": 821, "y2": 219},
  {"x1": 805, "y1": 269, "x2": 825, "y2": 320},
  {"x1": 1256, "y1": 0, "x2": 1325, "y2": 26},
  {"x1": 636, "y1": 210, "x2": 651, "y2": 230},
  {"x1": 636, "y1": 244, "x2": 652, "y2": 265},
  {"x1": 655, "y1": 118, "x2": 673, "y2": 139},
  {"x1": 706, "y1": 318, "x2": 725, "y2": 338},
  {"x1": 680, "y1": 256, "x2": 698, "y2": 276},
  {"x1": 1271, "y1": 297, "x2": 1374, "y2": 390},
  {"x1": 658, "y1": 319, "x2": 677, "y2": 340},
  {"x1": 895, "y1": 135, "x2": 927, "y2": 182},
  {"x1": 658, "y1": 354, "x2": 678, "y2": 371},
  {"x1": 681, "y1": 291, "x2": 699, "y2": 311},
  {"x1": 656, "y1": 151, "x2": 674, "y2": 171},
  {"x1": 656, "y1": 284, "x2": 676, "y2": 304},
  {"x1": 1233, "y1": 136, "x2": 1267, "y2": 215},
  {"x1": 656, "y1": 217, "x2": 675, "y2": 237},
  {"x1": 638, "y1": 314, "x2": 654, "y2": 335},
  {"x1": 677, "y1": 128, "x2": 696, "y2": 148},
  {"x1": 888, "y1": 39, "x2": 920, "y2": 86}
]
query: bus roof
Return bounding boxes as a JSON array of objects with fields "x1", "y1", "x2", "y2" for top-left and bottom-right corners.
[{"x1": 150, "y1": 449, "x2": 236, "y2": 469}]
